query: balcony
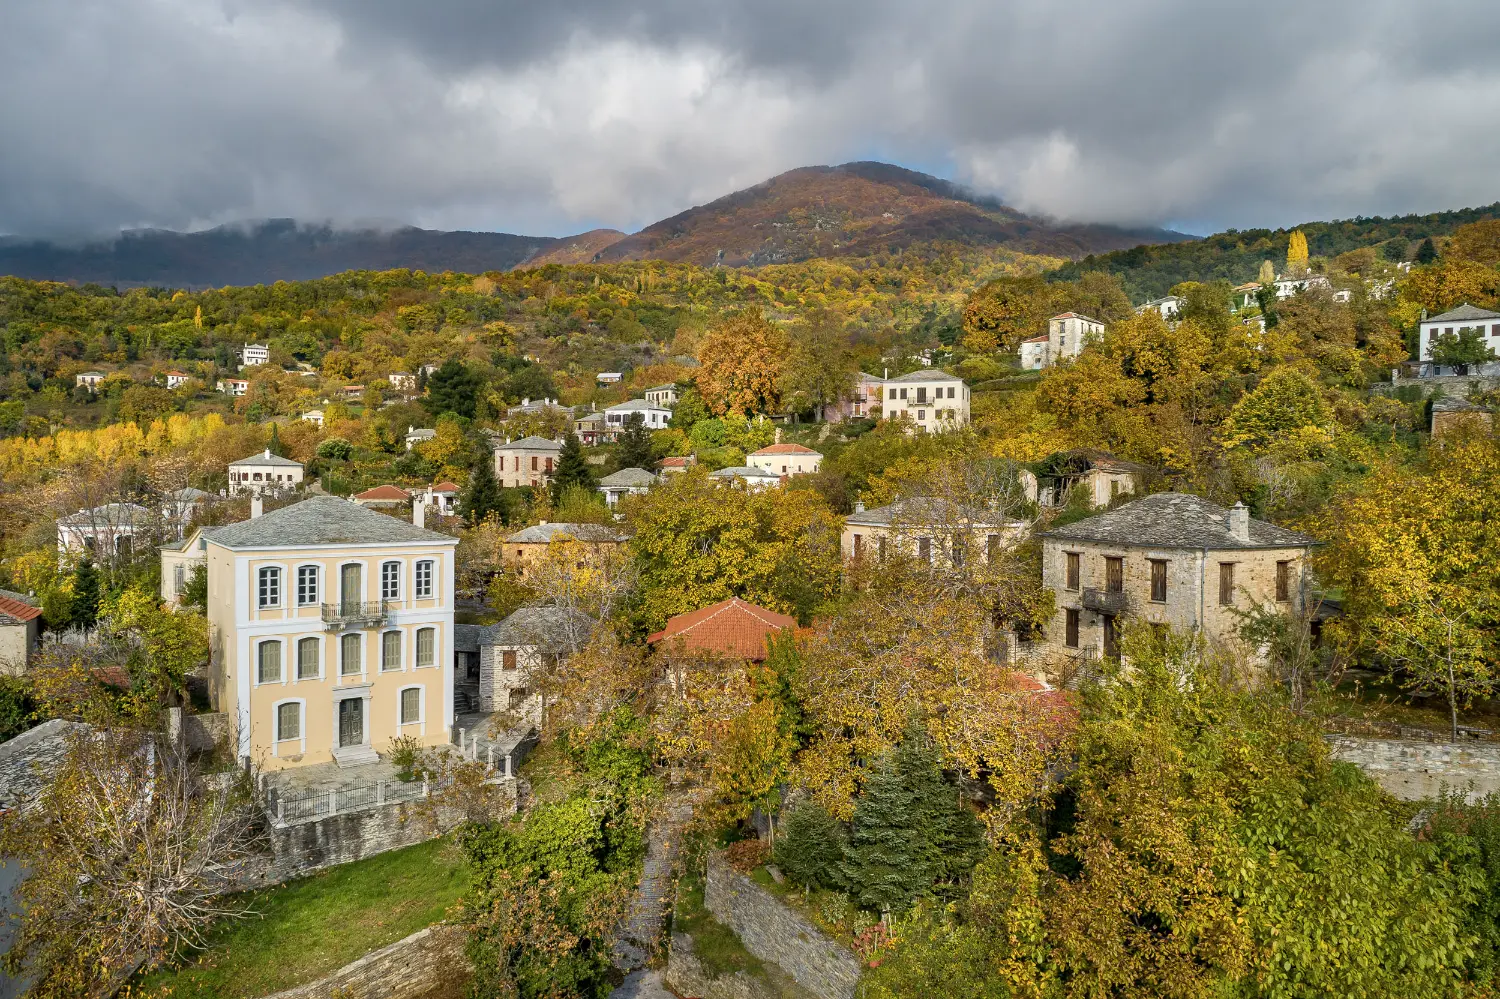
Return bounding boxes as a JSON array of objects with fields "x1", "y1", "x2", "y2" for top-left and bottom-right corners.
[
  {"x1": 1080, "y1": 587, "x2": 1129, "y2": 615},
  {"x1": 321, "y1": 600, "x2": 390, "y2": 631}
]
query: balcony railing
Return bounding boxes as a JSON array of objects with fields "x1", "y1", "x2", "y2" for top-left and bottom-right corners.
[
  {"x1": 321, "y1": 600, "x2": 390, "y2": 630},
  {"x1": 1080, "y1": 587, "x2": 1129, "y2": 615}
]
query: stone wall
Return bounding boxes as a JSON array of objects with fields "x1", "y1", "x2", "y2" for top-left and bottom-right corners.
[
  {"x1": 1327, "y1": 735, "x2": 1500, "y2": 801},
  {"x1": 665, "y1": 932, "x2": 818, "y2": 999},
  {"x1": 704, "y1": 854, "x2": 862, "y2": 999},
  {"x1": 0, "y1": 718, "x2": 86, "y2": 809},
  {"x1": 1380, "y1": 373, "x2": 1500, "y2": 397},
  {"x1": 257, "y1": 924, "x2": 467, "y2": 999}
]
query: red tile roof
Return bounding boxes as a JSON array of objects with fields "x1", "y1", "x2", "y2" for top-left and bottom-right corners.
[
  {"x1": 353, "y1": 484, "x2": 410, "y2": 501},
  {"x1": 749, "y1": 443, "x2": 820, "y2": 455},
  {"x1": 0, "y1": 595, "x2": 41, "y2": 624},
  {"x1": 647, "y1": 597, "x2": 796, "y2": 661},
  {"x1": 1022, "y1": 334, "x2": 1050, "y2": 344},
  {"x1": 660, "y1": 456, "x2": 692, "y2": 467},
  {"x1": 430, "y1": 482, "x2": 461, "y2": 493}
]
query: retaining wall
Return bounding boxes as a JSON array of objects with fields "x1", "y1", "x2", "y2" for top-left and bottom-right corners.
[
  {"x1": 704, "y1": 854, "x2": 862, "y2": 999},
  {"x1": 257, "y1": 924, "x2": 467, "y2": 999},
  {"x1": 1327, "y1": 735, "x2": 1500, "y2": 801}
]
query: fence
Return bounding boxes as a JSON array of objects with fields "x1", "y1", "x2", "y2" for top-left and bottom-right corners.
[{"x1": 270, "y1": 775, "x2": 434, "y2": 825}]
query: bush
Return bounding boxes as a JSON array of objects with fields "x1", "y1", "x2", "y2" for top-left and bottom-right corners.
[
  {"x1": 774, "y1": 800, "x2": 845, "y2": 889},
  {"x1": 316, "y1": 437, "x2": 353, "y2": 461},
  {"x1": 389, "y1": 735, "x2": 423, "y2": 782},
  {"x1": 723, "y1": 837, "x2": 771, "y2": 873}
]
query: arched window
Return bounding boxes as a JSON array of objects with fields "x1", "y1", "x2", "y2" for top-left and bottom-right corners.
[
  {"x1": 297, "y1": 637, "x2": 320, "y2": 679},
  {"x1": 416, "y1": 627, "x2": 436, "y2": 668}
]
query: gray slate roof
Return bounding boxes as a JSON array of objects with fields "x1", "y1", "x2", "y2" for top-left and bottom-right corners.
[
  {"x1": 1426, "y1": 304, "x2": 1500, "y2": 323},
  {"x1": 229, "y1": 450, "x2": 304, "y2": 468},
  {"x1": 886, "y1": 369, "x2": 964, "y2": 383},
  {"x1": 454, "y1": 623, "x2": 486, "y2": 654},
  {"x1": 208, "y1": 496, "x2": 457, "y2": 549},
  {"x1": 1041, "y1": 492, "x2": 1316, "y2": 550},
  {"x1": 495, "y1": 436, "x2": 564, "y2": 452},
  {"x1": 606, "y1": 399, "x2": 670, "y2": 413},
  {"x1": 599, "y1": 467, "x2": 659, "y2": 488},
  {"x1": 167, "y1": 487, "x2": 212, "y2": 501},
  {"x1": 710, "y1": 466, "x2": 782, "y2": 480},
  {"x1": 58, "y1": 502, "x2": 153, "y2": 528},
  {"x1": 506, "y1": 522, "x2": 628, "y2": 544},
  {"x1": 483, "y1": 606, "x2": 595, "y2": 650},
  {"x1": 846, "y1": 496, "x2": 1021, "y2": 528},
  {"x1": 1433, "y1": 395, "x2": 1486, "y2": 413}
]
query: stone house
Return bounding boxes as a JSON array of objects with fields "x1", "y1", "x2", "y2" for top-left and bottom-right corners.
[
  {"x1": 228, "y1": 449, "x2": 305, "y2": 496},
  {"x1": 841, "y1": 497, "x2": 1028, "y2": 564},
  {"x1": 387, "y1": 372, "x2": 416, "y2": 393},
  {"x1": 160, "y1": 525, "x2": 219, "y2": 606},
  {"x1": 647, "y1": 597, "x2": 795, "y2": 662},
  {"x1": 163, "y1": 370, "x2": 192, "y2": 389},
  {"x1": 1430, "y1": 396, "x2": 1494, "y2": 437},
  {"x1": 598, "y1": 467, "x2": 658, "y2": 507},
  {"x1": 645, "y1": 384, "x2": 680, "y2": 408},
  {"x1": 75, "y1": 370, "x2": 107, "y2": 390},
  {"x1": 1037, "y1": 492, "x2": 1316, "y2": 665},
  {"x1": 405, "y1": 426, "x2": 436, "y2": 449},
  {"x1": 1023, "y1": 449, "x2": 1150, "y2": 509},
  {"x1": 880, "y1": 370, "x2": 970, "y2": 432},
  {"x1": 475, "y1": 606, "x2": 594, "y2": 719},
  {"x1": 0, "y1": 591, "x2": 42, "y2": 675},
  {"x1": 747, "y1": 443, "x2": 823, "y2": 478},
  {"x1": 217, "y1": 378, "x2": 250, "y2": 396},
  {"x1": 1019, "y1": 313, "x2": 1105, "y2": 370},
  {"x1": 502, "y1": 521, "x2": 629, "y2": 579},
  {"x1": 492, "y1": 436, "x2": 564, "y2": 489},
  {"x1": 574, "y1": 412, "x2": 610, "y2": 445},
  {"x1": 1136, "y1": 296, "x2": 1182, "y2": 320},
  {"x1": 240, "y1": 343, "x2": 271, "y2": 367},
  {"x1": 1417, "y1": 304, "x2": 1500, "y2": 376}
]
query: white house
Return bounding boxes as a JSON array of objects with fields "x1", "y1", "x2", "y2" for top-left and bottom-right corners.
[
  {"x1": 644, "y1": 384, "x2": 679, "y2": 408},
  {"x1": 1136, "y1": 296, "x2": 1182, "y2": 320},
  {"x1": 162, "y1": 487, "x2": 212, "y2": 536},
  {"x1": 388, "y1": 372, "x2": 416, "y2": 393},
  {"x1": 596, "y1": 372, "x2": 623, "y2": 386},
  {"x1": 747, "y1": 443, "x2": 823, "y2": 478},
  {"x1": 406, "y1": 426, "x2": 437, "y2": 449},
  {"x1": 604, "y1": 399, "x2": 672, "y2": 433},
  {"x1": 163, "y1": 370, "x2": 192, "y2": 390},
  {"x1": 302, "y1": 410, "x2": 325, "y2": 427},
  {"x1": 57, "y1": 503, "x2": 154, "y2": 556},
  {"x1": 227, "y1": 449, "x2": 306, "y2": 496},
  {"x1": 240, "y1": 343, "x2": 271, "y2": 368},
  {"x1": 75, "y1": 371, "x2": 107, "y2": 390},
  {"x1": 598, "y1": 467, "x2": 658, "y2": 507},
  {"x1": 417, "y1": 482, "x2": 461, "y2": 517},
  {"x1": 709, "y1": 466, "x2": 783, "y2": 491},
  {"x1": 880, "y1": 370, "x2": 970, "y2": 432},
  {"x1": 1020, "y1": 313, "x2": 1104, "y2": 370},
  {"x1": 218, "y1": 378, "x2": 250, "y2": 396},
  {"x1": 1274, "y1": 273, "x2": 1332, "y2": 299},
  {"x1": 1417, "y1": 304, "x2": 1500, "y2": 373}
]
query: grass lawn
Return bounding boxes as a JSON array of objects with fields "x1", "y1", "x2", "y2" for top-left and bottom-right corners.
[{"x1": 135, "y1": 838, "x2": 468, "y2": 999}]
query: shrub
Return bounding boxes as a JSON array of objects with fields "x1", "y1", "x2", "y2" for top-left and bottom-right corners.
[
  {"x1": 774, "y1": 800, "x2": 845, "y2": 889},
  {"x1": 723, "y1": 837, "x2": 771, "y2": 872},
  {"x1": 389, "y1": 735, "x2": 423, "y2": 782},
  {"x1": 316, "y1": 437, "x2": 353, "y2": 461}
]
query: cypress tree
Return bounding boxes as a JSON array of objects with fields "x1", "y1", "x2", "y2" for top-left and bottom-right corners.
[
  {"x1": 1416, "y1": 237, "x2": 1439, "y2": 264},
  {"x1": 267, "y1": 422, "x2": 285, "y2": 457},
  {"x1": 71, "y1": 557, "x2": 101, "y2": 631},
  {"x1": 614, "y1": 412, "x2": 656, "y2": 472},
  {"x1": 460, "y1": 455, "x2": 502, "y2": 527},
  {"x1": 550, "y1": 433, "x2": 593, "y2": 504}
]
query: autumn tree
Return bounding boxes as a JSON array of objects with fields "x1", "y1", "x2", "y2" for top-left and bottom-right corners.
[
  {"x1": 1258, "y1": 258, "x2": 1276, "y2": 284},
  {"x1": 961, "y1": 275, "x2": 1066, "y2": 354},
  {"x1": 696, "y1": 309, "x2": 789, "y2": 415},
  {"x1": 780, "y1": 308, "x2": 858, "y2": 421},
  {"x1": 1220, "y1": 368, "x2": 1330, "y2": 453},
  {"x1": 1286, "y1": 228, "x2": 1309, "y2": 272},
  {"x1": 1448, "y1": 219, "x2": 1500, "y2": 267}
]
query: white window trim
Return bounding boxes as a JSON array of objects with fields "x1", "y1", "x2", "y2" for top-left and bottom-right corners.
[
  {"x1": 380, "y1": 628, "x2": 405, "y2": 672},
  {"x1": 255, "y1": 637, "x2": 287, "y2": 687},
  {"x1": 396, "y1": 683, "x2": 426, "y2": 736},
  {"x1": 338, "y1": 630, "x2": 365, "y2": 679},
  {"x1": 414, "y1": 626, "x2": 438, "y2": 669},
  {"x1": 337, "y1": 559, "x2": 366, "y2": 607},
  {"x1": 414, "y1": 559, "x2": 435, "y2": 599},
  {"x1": 380, "y1": 560, "x2": 402, "y2": 602},
  {"x1": 295, "y1": 563, "x2": 321, "y2": 607},
  {"x1": 256, "y1": 564, "x2": 286, "y2": 610},
  {"x1": 272, "y1": 697, "x2": 307, "y2": 756},
  {"x1": 293, "y1": 635, "x2": 323, "y2": 683}
]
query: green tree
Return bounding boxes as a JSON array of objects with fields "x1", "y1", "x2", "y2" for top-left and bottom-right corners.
[
  {"x1": 614, "y1": 412, "x2": 656, "y2": 472},
  {"x1": 549, "y1": 434, "x2": 593, "y2": 504},
  {"x1": 668, "y1": 387, "x2": 712, "y2": 432},
  {"x1": 773, "y1": 800, "x2": 845, "y2": 889},
  {"x1": 1429, "y1": 327, "x2": 1496, "y2": 373},
  {"x1": 781, "y1": 309, "x2": 858, "y2": 421},
  {"x1": 180, "y1": 562, "x2": 208, "y2": 609},
  {"x1": 266, "y1": 422, "x2": 285, "y2": 457},
  {"x1": 424, "y1": 359, "x2": 480, "y2": 419},
  {"x1": 461, "y1": 455, "x2": 504, "y2": 527},
  {"x1": 316, "y1": 437, "x2": 353, "y2": 461},
  {"x1": 1417, "y1": 237, "x2": 1440, "y2": 264},
  {"x1": 71, "y1": 557, "x2": 100, "y2": 631}
]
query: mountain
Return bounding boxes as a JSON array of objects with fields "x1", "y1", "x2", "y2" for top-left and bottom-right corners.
[
  {"x1": 591, "y1": 162, "x2": 1191, "y2": 267},
  {"x1": 522, "y1": 228, "x2": 628, "y2": 267},
  {"x1": 1049, "y1": 203, "x2": 1500, "y2": 302},
  {"x1": 0, "y1": 220, "x2": 560, "y2": 288}
]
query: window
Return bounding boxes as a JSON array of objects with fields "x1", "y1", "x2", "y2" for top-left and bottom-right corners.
[
  {"x1": 173, "y1": 564, "x2": 185, "y2": 593},
  {"x1": 341, "y1": 633, "x2": 361, "y2": 675},
  {"x1": 1219, "y1": 563, "x2": 1236, "y2": 606},
  {"x1": 382, "y1": 631, "x2": 402, "y2": 671},
  {"x1": 400, "y1": 687, "x2": 421, "y2": 725},
  {"x1": 951, "y1": 536, "x2": 966, "y2": 568},
  {"x1": 917, "y1": 410, "x2": 926, "y2": 421},
  {"x1": 502, "y1": 650, "x2": 518, "y2": 671},
  {"x1": 1065, "y1": 608, "x2": 1080, "y2": 649},
  {"x1": 257, "y1": 640, "x2": 282, "y2": 683},
  {"x1": 947, "y1": 386, "x2": 955, "y2": 399},
  {"x1": 1105, "y1": 557, "x2": 1124, "y2": 594},
  {"x1": 888, "y1": 387, "x2": 896, "y2": 400},
  {"x1": 917, "y1": 537, "x2": 932, "y2": 562},
  {"x1": 508, "y1": 688, "x2": 530, "y2": 710},
  {"x1": 257, "y1": 566, "x2": 281, "y2": 608},
  {"x1": 296, "y1": 565, "x2": 318, "y2": 606},
  {"x1": 1065, "y1": 552, "x2": 1080, "y2": 591},
  {"x1": 900, "y1": 388, "x2": 908, "y2": 400},
  {"x1": 415, "y1": 560, "x2": 434, "y2": 598},
  {"x1": 1150, "y1": 559, "x2": 1168, "y2": 602},
  {"x1": 297, "y1": 637, "x2": 319, "y2": 679},
  {"x1": 1276, "y1": 560, "x2": 1292, "y2": 602},
  {"x1": 417, "y1": 628, "x2": 435, "y2": 668},
  {"x1": 531, "y1": 456, "x2": 538, "y2": 471},
  {"x1": 276, "y1": 702, "x2": 300, "y2": 741},
  {"x1": 381, "y1": 561, "x2": 401, "y2": 600}
]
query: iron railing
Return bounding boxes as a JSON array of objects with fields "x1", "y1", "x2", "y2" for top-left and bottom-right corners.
[
  {"x1": 1080, "y1": 587, "x2": 1129, "y2": 615},
  {"x1": 320, "y1": 600, "x2": 390, "y2": 630}
]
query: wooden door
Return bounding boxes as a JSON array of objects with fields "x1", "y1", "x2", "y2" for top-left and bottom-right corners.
[
  {"x1": 338, "y1": 697, "x2": 364, "y2": 747},
  {"x1": 340, "y1": 563, "x2": 362, "y2": 613}
]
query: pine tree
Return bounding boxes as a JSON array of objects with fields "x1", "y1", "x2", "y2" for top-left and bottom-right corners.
[
  {"x1": 71, "y1": 557, "x2": 101, "y2": 631},
  {"x1": 549, "y1": 433, "x2": 593, "y2": 504},
  {"x1": 896, "y1": 731, "x2": 984, "y2": 893},
  {"x1": 614, "y1": 413, "x2": 656, "y2": 472},
  {"x1": 1416, "y1": 237, "x2": 1439, "y2": 264},
  {"x1": 836, "y1": 750, "x2": 927, "y2": 912},
  {"x1": 774, "y1": 799, "x2": 845, "y2": 889},
  {"x1": 267, "y1": 422, "x2": 285, "y2": 457},
  {"x1": 460, "y1": 455, "x2": 502, "y2": 527}
]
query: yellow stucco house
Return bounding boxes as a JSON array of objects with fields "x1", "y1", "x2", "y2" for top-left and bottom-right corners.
[{"x1": 201, "y1": 496, "x2": 459, "y2": 770}]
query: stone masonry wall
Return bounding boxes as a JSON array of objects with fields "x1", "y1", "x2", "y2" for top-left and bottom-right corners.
[
  {"x1": 257, "y1": 924, "x2": 467, "y2": 999},
  {"x1": 0, "y1": 719, "x2": 85, "y2": 808},
  {"x1": 705, "y1": 854, "x2": 862, "y2": 999},
  {"x1": 1327, "y1": 735, "x2": 1500, "y2": 802}
]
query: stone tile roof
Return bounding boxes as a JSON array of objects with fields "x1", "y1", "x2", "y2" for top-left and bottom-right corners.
[
  {"x1": 484, "y1": 606, "x2": 595, "y2": 650},
  {"x1": 454, "y1": 623, "x2": 486, "y2": 654},
  {"x1": 495, "y1": 436, "x2": 564, "y2": 452},
  {"x1": 57, "y1": 502, "x2": 153, "y2": 528},
  {"x1": 647, "y1": 597, "x2": 795, "y2": 661},
  {"x1": 1040, "y1": 492, "x2": 1316, "y2": 550},
  {"x1": 207, "y1": 496, "x2": 457, "y2": 549},
  {"x1": 1426, "y1": 303, "x2": 1500, "y2": 323},
  {"x1": 605, "y1": 399, "x2": 670, "y2": 413},
  {"x1": 709, "y1": 466, "x2": 781, "y2": 480},
  {"x1": 229, "y1": 449, "x2": 304, "y2": 468},
  {"x1": 599, "y1": 467, "x2": 659, "y2": 487},
  {"x1": 749, "y1": 443, "x2": 821, "y2": 456},
  {"x1": 505, "y1": 522, "x2": 628, "y2": 544},
  {"x1": 886, "y1": 369, "x2": 964, "y2": 383},
  {"x1": 845, "y1": 496, "x2": 1022, "y2": 529}
]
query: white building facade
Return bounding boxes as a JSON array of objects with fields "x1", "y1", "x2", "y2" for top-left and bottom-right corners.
[
  {"x1": 228, "y1": 450, "x2": 306, "y2": 496},
  {"x1": 881, "y1": 371, "x2": 970, "y2": 431}
]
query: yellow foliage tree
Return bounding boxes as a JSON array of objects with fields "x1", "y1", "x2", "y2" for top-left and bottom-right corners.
[
  {"x1": 1286, "y1": 229, "x2": 1309, "y2": 273},
  {"x1": 695, "y1": 310, "x2": 789, "y2": 415}
]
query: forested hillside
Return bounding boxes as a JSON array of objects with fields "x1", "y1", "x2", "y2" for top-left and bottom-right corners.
[{"x1": 1051, "y1": 202, "x2": 1500, "y2": 301}]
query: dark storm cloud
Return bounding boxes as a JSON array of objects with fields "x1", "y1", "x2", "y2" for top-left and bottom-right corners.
[{"x1": 3, "y1": 0, "x2": 1499, "y2": 238}]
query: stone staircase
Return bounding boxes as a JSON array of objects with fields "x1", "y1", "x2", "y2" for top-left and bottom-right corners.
[{"x1": 614, "y1": 799, "x2": 694, "y2": 971}]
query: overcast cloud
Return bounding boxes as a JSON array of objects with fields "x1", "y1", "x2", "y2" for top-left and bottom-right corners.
[{"x1": 3, "y1": 0, "x2": 1500, "y2": 238}]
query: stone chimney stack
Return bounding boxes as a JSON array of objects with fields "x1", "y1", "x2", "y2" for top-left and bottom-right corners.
[
  {"x1": 854, "y1": 500, "x2": 866, "y2": 514},
  {"x1": 413, "y1": 497, "x2": 426, "y2": 529},
  {"x1": 250, "y1": 493, "x2": 263, "y2": 519},
  {"x1": 1228, "y1": 501, "x2": 1250, "y2": 542}
]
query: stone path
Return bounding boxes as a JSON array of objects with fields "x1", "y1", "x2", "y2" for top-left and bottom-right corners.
[
  {"x1": 613, "y1": 797, "x2": 694, "y2": 972},
  {"x1": 611, "y1": 969, "x2": 676, "y2": 999}
]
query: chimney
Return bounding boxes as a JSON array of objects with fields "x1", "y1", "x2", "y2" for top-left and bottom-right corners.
[
  {"x1": 539, "y1": 520, "x2": 548, "y2": 526},
  {"x1": 250, "y1": 493, "x2": 263, "y2": 519},
  {"x1": 413, "y1": 498, "x2": 426, "y2": 529},
  {"x1": 1228, "y1": 501, "x2": 1250, "y2": 542},
  {"x1": 263, "y1": 448, "x2": 271, "y2": 458},
  {"x1": 854, "y1": 500, "x2": 866, "y2": 514},
  {"x1": 522, "y1": 397, "x2": 530, "y2": 406}
]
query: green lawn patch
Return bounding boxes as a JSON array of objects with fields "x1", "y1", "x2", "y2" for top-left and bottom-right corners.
[{"x1": 135, "y1": 838, "x2": 468, "y2": 999}]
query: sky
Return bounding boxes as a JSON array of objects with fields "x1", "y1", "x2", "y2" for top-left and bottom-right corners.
[{"x1": 4, "y1": 0, "x2": 1500, "y2": 240}]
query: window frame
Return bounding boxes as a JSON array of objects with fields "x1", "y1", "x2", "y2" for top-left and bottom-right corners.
[
  {"x1": 1064, "y1": 608, "x2": 1080, "y2": 649},
  {"x1": 340, "y1": 632, "x2": 363, "y2": 677},
  {"x1": 380, "y1": 560, "x2": 401, "y2": 601},
  {"x1": 1275, "y1": 560, "x2": 1292, "y2": 602},
  {"x1": 1149, "y1": 559, "x2": 1168, "y2": 603},
  {"x1": 397, "y1": 684, "x2": 424, "y2": 733},
  {"x1": 381, "y1": 629, "x2": 403, "y2": 672},
  {"x1": 256, "y1": 639, "x2": 283, "y2": 685},
  {"x1": 414, "y1": 559, "x2": 434, "y2": 599},
  {"x1": 1104, "y1": 556, "x2": 1124, "y2": 594},
  {"x1": 295, "y1": 564, "x2": 320, "y2": 607},
  {"x1": 502, "y1": 649, "x2": 518, "y2": 671},
  {"x1": 1064, "y1": 552, "x2": 1080, "y2": 591},
  {"x1": 273, "y1": 697, "x2": 305, "y2": 755},
  {"x1": 296, "y1": 636, "x2": 321, "y2": 681},
  {"x1": 257, "y1": 566, "x2": 282, "y2": 609},
  {"x1": 416, "y1": 627, "x2": 436, "y2": 668},
  {"x1": 1218, "y1": 562, "x2": 1237, "y2": 607}
]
